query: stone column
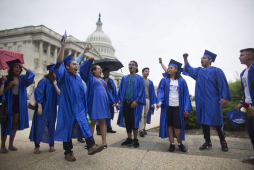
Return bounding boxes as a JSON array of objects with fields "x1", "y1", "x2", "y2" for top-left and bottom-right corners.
[
  {"x1": 13, "y1": 42, "x2": 17, "y2": 51},
  {"x1": 46, "y1": 43, "x2": 51, "y2": 65},
  {"x1": 68, "y1": 49, "x2": 72, "y2": 56},
  {"x1": 37, "y1": 40, "x2": 43, "y2": 72},
  {"x1": 74, "y1": 51, "x2": 77, "y2": 58},
  {"x1": 54, "y1": 47, "x2": 58, "y2": 62}
]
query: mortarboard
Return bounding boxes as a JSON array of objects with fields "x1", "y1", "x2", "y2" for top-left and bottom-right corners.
[
  {"x1": 6, "y1": 59, "x2": 22, "y2": 68},
  {"x1": 204, "y1": 50, "x2": 217, "y2": 62},
  {"x1": 226, "y1": 109, "x2": 245, "y2": 127},
  {"x1": 168, "y1": 59, "x2": 183, "y2": 72},
  {"x1": 47, "y1": 64, "x2": 54, "y2": 71},
  {"x1": 63, "y1": 54, "x2": 74, "y2": 66}
]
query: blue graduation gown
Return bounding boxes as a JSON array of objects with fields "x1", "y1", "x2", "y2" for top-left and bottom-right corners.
[
  {"x1": 183, "y1": 63, "x2": 231, "y2": 126},
  {"x1": 104, "y1": 78, "x2": 118, "y2": 120},
  {"x1": 240, "y1": 64, "x2": 254, "y2": 103},
  {"x1": 117, "y1": 74, "x2": 146, "y2": 129},
  {"x1": 0, "y1": 91, "x2": 5, "y2": 103},
  {"x1": 1, "y1": 70, "x2": 35, "y2": 135},
  {"x1": 29, "y1": 78, "x2": 58, "y2": 145},
  {"x1": 80, "y1": 60, "x2": 115, "y2": 120},
  {"x1": 157, "y1": 77, "x2": 192, "y2": 140},
  {"x1": 146, "y1": 79, "x2": 157, "y2": 124},
  {"x1": 52, "y1": 62, "x2": 92, "y2": 142}
]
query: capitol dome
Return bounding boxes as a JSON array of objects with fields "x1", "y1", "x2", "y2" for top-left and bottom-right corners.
[{"x1": 86, "y1": 14, "x2": 117, "y2": 59}]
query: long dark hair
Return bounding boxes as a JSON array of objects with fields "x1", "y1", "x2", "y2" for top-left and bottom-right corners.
[
  {"x1": 91, "y1": 65, "x2": 99, "y2": 76},
  {"x1": 44, "y1": 70, "x2": 55, "y2": 83},
  {"x1": 167, "y1": 71, "x2": 182, "y2": 79},
  {"x1": 6, "y1": 64, "x2": 23, "y2": 84}
]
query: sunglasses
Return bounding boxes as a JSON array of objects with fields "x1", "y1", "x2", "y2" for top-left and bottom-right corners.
[{"x1": 129, "y1": 63, "x2": 135, "y2": 66}]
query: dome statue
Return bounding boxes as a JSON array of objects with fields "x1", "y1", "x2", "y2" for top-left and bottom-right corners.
[{"x1": 86, "y1": 13, "x2": 117, "y2": 59}]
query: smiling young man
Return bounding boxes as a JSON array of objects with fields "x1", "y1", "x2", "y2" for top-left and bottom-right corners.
[
  {"x1": 183, "y1": 50, "x2": 231, "y2": 152},
  {"x1": 236, "y1": 48, "x2": 254, "y2": 164},
  {"x1": 138, "y1": 67, "x2": 156, "y2": 137},
  {"x1": 117, "y1": 61, "x2": 146, "y2": 147},
  {"x1": 52, "y1": 36, "x2": 103, "y2": 161}
]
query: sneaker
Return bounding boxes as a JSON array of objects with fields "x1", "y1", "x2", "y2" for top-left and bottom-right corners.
[
  {"x1": 178, "y1": 144, "x2": 187, "y2": 152},
  {"x1": 168, "y1": 144, "x2": 175, "y2": 152},
  {"x1": 8, "y1": 146, "x2": 18, "y2": 151},
  {"x1": 199, "y1": 142, "x2": 212, "y2": 150},
  {"x1": 144, "y1": 129, "x2": 147, "y2": 135},
  {"x1": 84, "y1": 145, "x2": 87, "y2": 149},
  {"x1": 103, "y1": 144, "x2": 107, "y2": 149},
  {"x1": 133, "y1": 138, "x2": 139, "y2": 148},
  {"x1": 65, "y1": 153, "x2": 76, "y2": 161},
  {"x1": 121, "y1": 138, "x2": 133, "y2": 146},
  {"x1": 0, "y1": 148, "x2": 8, "y2": 153},
  {"x1": 139, "y1": 131, "x2": 145, "y2": 137},
  {"x1": 221, "y1": 141, "x2": 228, "y2": 152},
  {"x1": 88, "y1": 144, "x2": 104, "y2": 155},
  {"x1": 77, "y1": 138, "x2": 85, "y2": 143}
]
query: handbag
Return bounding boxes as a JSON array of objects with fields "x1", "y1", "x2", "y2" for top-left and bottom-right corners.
[
  {"x1": 0, "y1": 101, "x2": 8, "y2": 123},
  {"x1": 28, "y1": 91, "x2": 37, "y2": 110}
]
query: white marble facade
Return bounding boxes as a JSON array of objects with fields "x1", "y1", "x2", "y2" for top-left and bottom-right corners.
[{"x1": 0, "y1": 16, "x2": 124, "y2": 95}]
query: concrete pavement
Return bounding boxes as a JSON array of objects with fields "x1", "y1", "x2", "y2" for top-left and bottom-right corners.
[{"x1": 0, "y1": 109, "x2": 253, "y2": 170}]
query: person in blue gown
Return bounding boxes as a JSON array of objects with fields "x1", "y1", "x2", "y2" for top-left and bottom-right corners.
[
  {"x1": 138, "y1": 67, "x2": 157, "y2": 137},
  {"x1": 51, "y1": 36, "x2": 104, "y2": 161},
  {"x1": 75, "y1": 47, "x2": 90, "y2": 143},
  {"x1": 29, "y1": 65, "x2": 60, "y2": 154},
  {"x1": 1, "y1": 60, "x2": 35, "y2": 153},
  {"x1": 80, "y1": 62, "x2": 116, "y2": 149},
  {"x1": 117, "y1": 61, "x2": 146, "y2": 148},
  {"x1": 236, "y1": 48, "x2": 254, "y2": 164},
  {"x1": 183, "y1": 50, "x2": 231, "y2": 151},
  {"x1": 96, "y1": 67, "x2": 118, "y2": 135},
  {"x1": 156, "y1": 59, "x2": 192, "y2": 152}
]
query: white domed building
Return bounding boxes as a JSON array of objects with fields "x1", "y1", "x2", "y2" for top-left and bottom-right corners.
[{"x1": 85, "y1": 14, "x2": 124, "y2": 89}]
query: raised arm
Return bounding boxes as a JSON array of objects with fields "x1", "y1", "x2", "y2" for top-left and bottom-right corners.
[
  {"x1": 183, "y1": 53, "x2": 189, "y2": 67},
  {"x1": 159, "y1": 58, "x2": 168, "y2": 72},
  {"x1": 56, "y1": 36, "x2": 66, "y2": 67},
  {"x1": 79, "y1": 57, "x2": 94, "y2": 83},
  {"x1": 75, "y1": 46, "x2": 91, "y2": 65}
]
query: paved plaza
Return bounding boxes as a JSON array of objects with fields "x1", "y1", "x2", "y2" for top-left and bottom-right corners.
[{"x1": 0, "y1": 109, "x2": 253, "y2": 170}]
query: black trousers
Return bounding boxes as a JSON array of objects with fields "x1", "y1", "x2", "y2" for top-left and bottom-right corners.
[
  {"x1": 63, "y1": 136, "x2": 95, "y2": 155},
  {"x1": 202, "y1": 124, "x2": 225, "y2": 143},
  {"x1": 123, "y1": 101, "x2": 138, "y2": 133}
]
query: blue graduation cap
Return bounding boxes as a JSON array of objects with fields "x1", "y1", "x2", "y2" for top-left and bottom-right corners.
[
  {"x1": 46, "y1": 64, "x2": 54, "y2": 71},
  {"x1": 6, "y1": 59, "x2": 22, "y2": 68},
  {"x1": 168, "y1": 59, "x2": 183, "y2": 72},
  {"x1": 204, "y1": 50, "x2": 217, "y2": 62},
  {"x1": 226, "y1": 109, "x2": 245, "y2": 127},
  {"x1": 63, "y1": 54, "x2": 74, "y2": 66}
]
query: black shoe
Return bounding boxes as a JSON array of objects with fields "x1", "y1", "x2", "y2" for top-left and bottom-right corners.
[
  {"x1": 103, "y1": 144, "x2": 107, "y2": 149},
  {"x1": 107, "y1": 126, "x2": 116, "y2": 133},
  {"x1": 77, "y1": 138, "x2": 85, "y2": 143},
  {"x1": 221, "y1": 141, "x2": 228, "y2": 152},
  {"x1": 121, "y1": 138, "x2": 133, "y2": 146},
  {"x1": 84, "y1": 145, "x2": 87, "y2": 149},
  {"x1": 199, "y1": 142, "x2": 212, "y2": 150},
  {"x1": 133, "y1": 138, "x2": 139, "y2": 148},
  {"x1": 139, "y1": 131, "x2": 145, "y2": 137},
  {"x1": 144, "y1": 129, "x2": 147, "y2": 135},
  {"x1": 168, "y1": 144, "x2": 175, "y2": 152},
  {"x1": 96, "y1": 125, "x2": 101, "y2": 135},
  {"x1": 178, "y1": 144, "x2": 187, "y2": 152}
]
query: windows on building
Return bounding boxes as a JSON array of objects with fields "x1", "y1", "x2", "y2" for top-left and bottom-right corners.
[
  {"x1": 18, "y1": 45, "x2": 22, "y2": 52},
  {"x1": 8, "y1": 47, "x2": 12, "y2": 51}
]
